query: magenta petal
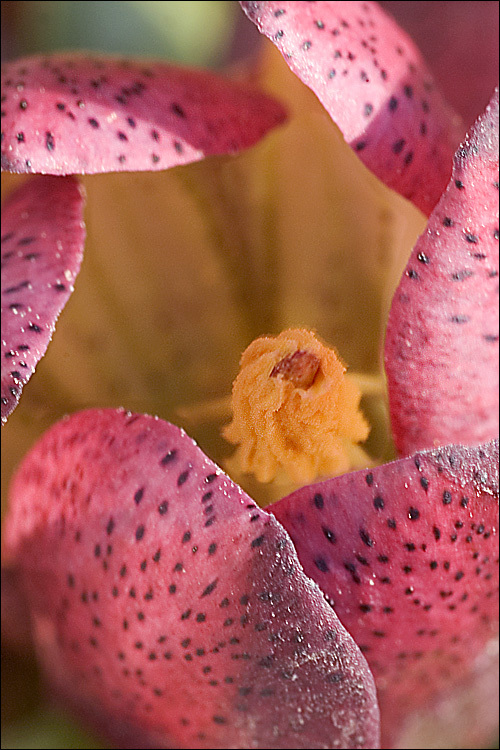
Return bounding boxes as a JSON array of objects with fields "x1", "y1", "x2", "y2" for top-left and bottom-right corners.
[
  {"x1": 385, "y1": 89, "x2": 499, "y2": 456},
  {"x1": 5, "y1": 409, "x2": 380, "y2": 750},
  {"x1": 1, "y1": 175, "x2": 85, "y2": 424},
  {"x1": 272, "y1": 439, "x2": 499, "y2": 747},
  {"x1": 0, "y1": 54, "x2": 286, "y2": 175},
  {"x1": 240, "y1": 0, "x2": 462, "y2": 216}
]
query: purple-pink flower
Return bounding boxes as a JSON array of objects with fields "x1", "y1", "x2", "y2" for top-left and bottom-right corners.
[{"x1": 1, "y1": 3, "x2": 498, "y2": 749}]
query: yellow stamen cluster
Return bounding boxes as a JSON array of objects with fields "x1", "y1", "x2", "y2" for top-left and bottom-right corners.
[{"x1": 223, "y1": 328, "x2": 370, "y2": 484}]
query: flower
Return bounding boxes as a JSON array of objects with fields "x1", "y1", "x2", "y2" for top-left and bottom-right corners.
[{"x1": 1, "y1": 2, "x2": 498, "y2": 749}]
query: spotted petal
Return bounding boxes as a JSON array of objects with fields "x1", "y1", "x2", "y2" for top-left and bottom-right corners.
[
  {"x1": 1, "y1": 175, "x2": 85, "y2": 424},
  {"x1": 5, "y1": 408, "x2": 380, "y2": 750},
  {"x1": 385, "y1": 88, "x2": 499, "y2": 456},
  {"x1": 1, "y1": 53, "x2": 286, "y2": 175},
  {"x1": 240, "y1": 0, "x2": 463, "y2": 216},
  {"x1": 272, "y1": 439, "x2": 499, "y2": 747}
]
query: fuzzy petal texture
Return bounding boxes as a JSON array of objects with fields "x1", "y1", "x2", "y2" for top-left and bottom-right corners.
[
  {"x1": 1, "y1": 175, "x2": 85, "y2": 424},
  {"x1": 0, "y1": 53, "x2": 286, "y2": 175},
  {"x1": 272, "y1": 439, "x2": 499, "y2": 747},
  {"x1": 239, "y1": 0, "x2": 462, "y2": 216},
  {"x1": 385, "y1": 89, "x2": 499, "y2": 456},
  {"x1": 5, "y1": 408, "x2": 380, "y2": 750}
]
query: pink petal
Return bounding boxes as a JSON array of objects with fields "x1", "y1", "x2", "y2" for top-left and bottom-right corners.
[
  {"x1": 1, "y1": 175, "x2": 85, "y2": 425},
  {"x1": 240, "y1": 0, "x2": 463, "y2": 216},
  {"x1": 395, "y1": 639, "x2": 499, "y2": 749},
  {"x1": 385, "y1": 88, "x2": 499, "y2": 456},
  {"x1": 0, "y1": 54, "x2": 286, "y2": 175},
  {"x1": 5, "y1": 408, "x2": 380, "y2": 750},
  {"x1": 272, "y1": 439, "x2": 499, "y2": 747}
]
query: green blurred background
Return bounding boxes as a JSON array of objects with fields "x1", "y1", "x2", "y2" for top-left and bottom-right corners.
[{"x1": 1, "y1": 1, "x2": 251, "y2": 66}]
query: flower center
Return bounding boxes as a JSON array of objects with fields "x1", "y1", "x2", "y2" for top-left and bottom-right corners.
[
  {"x1": 270, "y1": 349, "x2": 321, "y2": 389},
  {"x1": 223, "y1": 328, "x2": 370, "y2": 485}
]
